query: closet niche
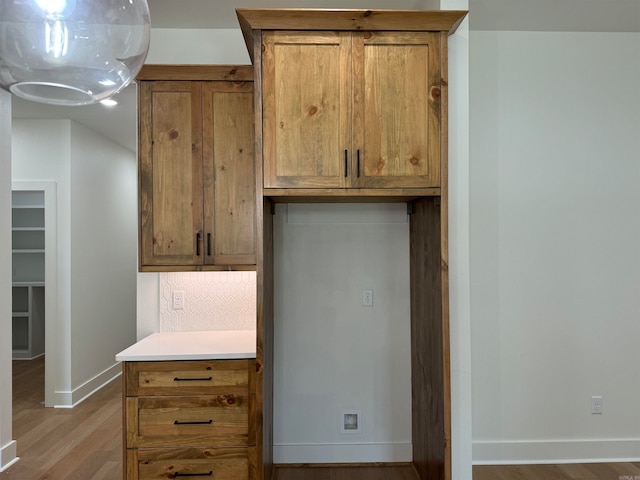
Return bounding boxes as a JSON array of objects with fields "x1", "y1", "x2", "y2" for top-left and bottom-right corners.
[{"x1": 11, "y1": 190, "x2": 45, "y2": 360}]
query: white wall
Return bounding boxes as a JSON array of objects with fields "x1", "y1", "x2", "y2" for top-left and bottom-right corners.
[
  {"x1": 69, "y1": 122, "x2": 137, "y2": 395},
  {"x1": 12, "y1": 119, "x2": 137, "y2": 406},
  {"x1": 470, "y1": 31, "x2": 640, "y2": 463},
  {"x1": 273, "y1": 203, "x2": 412, "y2": 463},
  {"x1": 442, "y1": 0, "x2": 472, "y2": 477},
  {"x1": 13, "y1": 120, "x2": 73, "y2": 406},
  {"x1": 0, "y1": 91, "x2": 18, "y2": 471},
  {"x1": 147, "y1": 29, "x2": 251, "y2": 65}
]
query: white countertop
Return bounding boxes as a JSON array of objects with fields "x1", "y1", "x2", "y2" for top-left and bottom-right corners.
[{"x1": 115, "y1": 330, "x2": 256, "y2": 361}]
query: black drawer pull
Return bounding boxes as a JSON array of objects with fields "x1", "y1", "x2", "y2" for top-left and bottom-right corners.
[
  {"x1": 357, "y1": 149, "x2": 361, "y2": 177},
  {"x1": 207, "y1": 233, "x2": 211, "y2": 256},
  {"x1": 173, "y1": 420, "x2": 213, "y2": 425},
  {"x1": 173, "y1": 376, "x2": 212, "y2": 382},
  {"x1": 174, "y1": 472, "x2": 213, "y2": 477},
  {"x1": 196, "y1": 232, "x2": 201, "y2": 256}
]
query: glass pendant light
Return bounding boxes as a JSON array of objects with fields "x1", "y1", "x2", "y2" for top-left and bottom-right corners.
[{"x1": 0, "y1": 0, "x2": 150, "y2": 106}]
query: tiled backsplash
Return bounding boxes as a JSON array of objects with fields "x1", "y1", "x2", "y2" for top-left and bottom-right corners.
[{"x1": 159, "y1": 271, "x2": 256, "y2": 332}]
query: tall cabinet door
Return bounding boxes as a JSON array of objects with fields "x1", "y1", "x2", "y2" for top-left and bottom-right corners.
[
  {"x1": 352, "y1": 32, "x2": 441, "y2": 188},
  {"x1": 139, "y1": 81, "x2": 204, "y2": 267},
  {"x1": 202, "y1": 82, "x2": 257, "y2": 266},
  {"x1": 262, "y1": 30, "x2": 352, "y2": 189}
]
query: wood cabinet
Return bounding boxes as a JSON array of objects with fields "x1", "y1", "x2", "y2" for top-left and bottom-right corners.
[
  {"x1": 123, "y1": 359, "x2": 256, "y2": 480},
  {"x1": 261, "y1": 30, "x2": 441, "y2": 191},
  {"x1": 138, "y1": 66, "x2": 256, "y2": 271},
  {"x1": 237, "y1": 8, "x2": 467, "y2": 480}
]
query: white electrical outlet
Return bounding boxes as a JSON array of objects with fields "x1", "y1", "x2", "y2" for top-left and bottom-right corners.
[
  {"x1": 362, "y1": 289, "x2": 373, "y2": 306},
  {"x1": 172, "y1": 290, "x2": 185, "y2": 310},
  {"x1": 591, "y1": 396, "x2": 603, "y2": 414}
]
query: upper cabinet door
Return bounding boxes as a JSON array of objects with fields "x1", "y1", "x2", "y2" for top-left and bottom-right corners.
[
  {"x1": 202, "y1": 82, "x2": 257, "y2": 266},
  {"x1": 139, "y1": 81, "x2": 204, "y2": 267},
  {"x1": 352, "y1": 32, "x2": 441, "y2": 188},
  {"x1": 262, "y1": 31, "x2": 352, "y2": 189}
]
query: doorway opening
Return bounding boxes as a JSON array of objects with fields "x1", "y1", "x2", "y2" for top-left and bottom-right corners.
[{"x1": 11, "y1": 181, "x2": 57, "y2": 407}]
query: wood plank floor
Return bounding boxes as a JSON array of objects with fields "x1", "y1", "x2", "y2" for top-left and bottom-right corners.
[
  {"x1": 1, "y1": 356, "x2": 122, "y2": 480},
  {"x1": 3, "y1": 357, "x2": 639, "y2": 479},
  {"x1": 473, "y1": 462, "x2": 640, "y2": 480},
  {"x1": 275, "y1": 464, "x2": 419, "y2": 480},
  {"x1": 277, "y1": 463, "x2": 640, "y2": 480}
]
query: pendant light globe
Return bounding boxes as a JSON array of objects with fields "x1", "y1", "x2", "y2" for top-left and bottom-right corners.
[{"x1": 0, "y1": 0, "x2": 150, "y2": 106}]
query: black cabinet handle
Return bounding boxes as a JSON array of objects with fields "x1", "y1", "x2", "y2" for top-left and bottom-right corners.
[
  {"x1": 173, "y1": 420, "x2": 213, "y2": 425},
  {"x1": 173, "y1": 377, "x2": 212, "y2": 382},
  {"x1": 357, "y1": 149, "x2": 361, "y2": 177},
  {"x1": 174, "y1": 472, "x2": 213, "y2": 477},
  {"x1": 207, "y1": 233, "x2": 211, "y2": 256},
  {"x1": 196, "y1": 232, "x2": 201, "y2": 256},
  {"x1": 344, "y1": 150, "x2": 348, "y2": 177}
]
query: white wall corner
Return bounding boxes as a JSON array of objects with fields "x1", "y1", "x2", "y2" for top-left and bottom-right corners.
[
  {"x1": 0, "y1": 441, "x2": 19, "y2": 472},
  {"x1": 136, "y1": 272, "x2": 160, "y2": 340},
  {"x1": 0, "y1": 89, "x2": 17, "y2": 474},
  {"x1": 441, "y1": 1, "x2": 472, "y2": 479}
]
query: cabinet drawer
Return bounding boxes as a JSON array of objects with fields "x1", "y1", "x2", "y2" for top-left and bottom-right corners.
[
  {"x1": 127, "y1": 447, "x2": 255, "y2": 480},
  {"x1": 126, "y1": 360, "x2": 254, "y2": 396},
  {"x1": 126, "y1": 396, "x2": 254, "y2": 448}
]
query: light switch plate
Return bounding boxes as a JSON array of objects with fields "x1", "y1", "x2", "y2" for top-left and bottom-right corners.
[{"x1": 362, "y1": 289, "x2": 373, "y2": 306}]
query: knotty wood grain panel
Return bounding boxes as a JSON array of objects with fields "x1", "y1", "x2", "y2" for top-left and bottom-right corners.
[
  {"x1": 264, "y1": 188, "x2": 440, "y2": 202},
  {"x1": 127, "y1": 395, "x2": 251, "y2": 448},
  {"x1": 262, "y1": 31, "x2": 351, "y2": 189},
  {"x1": 352, "y1": 31, "x2": 440, "y2": 189},
  {"x1": 137, "y1": 64, "x2": 253, "y2": 81},
  {"x1": 254, "y1": 27, "x2": 275, "y2": 480},
  {"x1": 138, "y1": 81, "x2": 203, "y2": 267},
  {"x1": 410, "y1": 197, "x2": 446, "y2": 480},
  {"x1": 125, "y1": 359, "x2": 251, "y2": 396},
  {"x1": 237, "y1": 9, "x2": 468, "y2": 61},
  {"x1": 138, "y1": 65, "x2": 258, "y2": 271},
  {"x1": 203, "y1": 81, "x2": 256, "y2": 266},
  {"x1": 259, "y1": 196, "x2": 275, "y2": 480},
  {"x1": 128, "y1": 447, "x2": 253, "y2": 480}
]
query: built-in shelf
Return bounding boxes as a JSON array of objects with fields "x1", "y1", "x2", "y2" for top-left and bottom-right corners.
[{"x1": 12, "y1": 191, "x2": 46, "y2": 360}]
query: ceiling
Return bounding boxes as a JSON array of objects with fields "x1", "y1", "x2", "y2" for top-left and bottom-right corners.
[{"x1": 10, "y1": 0, "x2": 640, "y2": 153}]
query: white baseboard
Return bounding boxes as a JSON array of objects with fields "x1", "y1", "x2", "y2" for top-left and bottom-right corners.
[
  {"x1": 473, "y1": 438, "x2": 640, "y2": 464},
  {"x1": 53, "y1": 363, "x2": 121, "y2": 408},
  {"x1": 0, "y1": 440, "x2": 18, "y2": 472},
  {"x1": 274, "y1": 442, "x2": 412, "y2": 464}
]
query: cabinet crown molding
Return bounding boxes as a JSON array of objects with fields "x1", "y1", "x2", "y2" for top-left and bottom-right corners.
[
  {"x1": 236, "y1": 8, "x2": 468, "y2": 61},
  {"x1": 136, "y1": 65, "x2": 254, "y2": 82}
]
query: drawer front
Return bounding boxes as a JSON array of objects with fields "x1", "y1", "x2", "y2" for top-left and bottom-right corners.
[
  {"x1": 127, "y1": 447, "x2": 255, "y2": 480},
  {"x1": 126, "y1": 360, "x2": 255, "y2": 396},
  {"x1": 127, "y1": 396, "x2": 254, "y2": 448}
]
